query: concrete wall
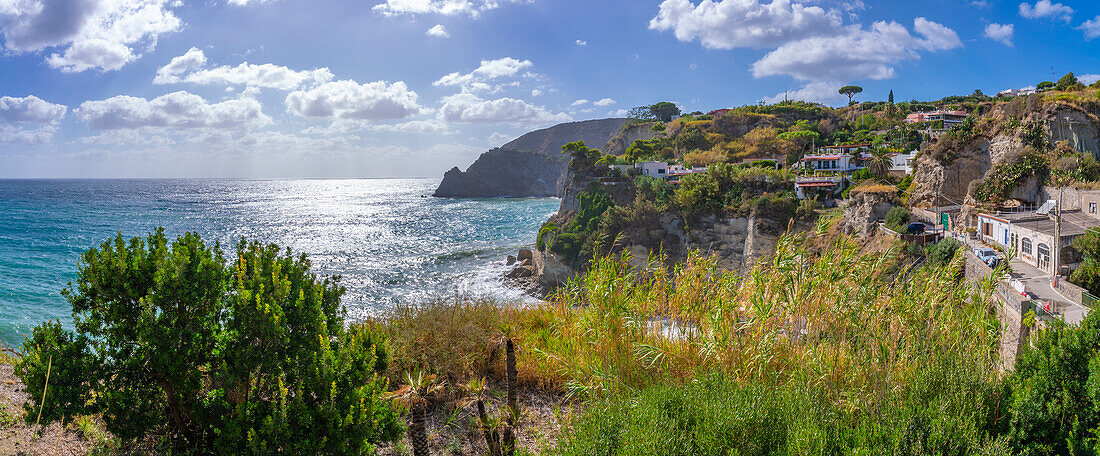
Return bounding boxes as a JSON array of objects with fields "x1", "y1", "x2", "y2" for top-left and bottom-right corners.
[{"x1": 1040, "y1": 187, "x2": 1100, "y2": 218}]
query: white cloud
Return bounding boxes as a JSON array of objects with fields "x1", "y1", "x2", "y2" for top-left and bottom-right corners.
[
  {"x1": 984, "y1": 23, "x2": 1014, "y2": 46},
  {"x1": 531, "y1": 89, "x2": 542, "y2": 97},
  {"x1": 285, "y1": 80, "x2": 425, "y2": 122},
  {"x1": 610, "y1": 108, "x2": 629, "y2": 117},
  {"x1": 373, "y1": 0, "x2": 530, "y2": 18},
  {"x1": 0, "y1": 125, "x2": 58, "y2": 145},
  {"x1": 575, "y1": 39, "x2": 587, "y2": 46},
  {"x1": 488, "y1": 131, "x2": 511, "y2": 147},
  {"x1": 751, "y1": 18, "x2": 961, "y2": 81},
  {"x1": 762, "y1": 81, "x2": 842, "y2": 104},
  {"x1": 76, "y1": 91, "x2": 271, "y2": 130},
  {"x1": 434, "y1": 57, "x2": 535, "y2": 91},
  {"x1": 438, "y1": 92, "x2": 570, "y2": 125},
  {"x1": 971, "y1": 0, "x2": 990, "y2": 7},
  {"x1": 593, "y1": 98, "x2": 616, "y2": 107},
  {"x1": 1019, "y1": 1, "x2": 1074, "y2": 22},
  {"x1": 571, "y1": 99, "x2": 589, "y2": 106},
  {"x1": 0, "y1": 0, "x2": 183, "y2": 72},
  {"x1": 0, "y1": 95, "x2": 68, "y2": 124},
  {"x1": 154, "y1": 47, "x2": 208, "y2": 84},
  {"x1": 1080, "y1": 74, "x2": 1100, "y2": 86},
  {"x1": 1081, "y1": 16, "x2": 1100, "y2": 40},
  {"x1": 648, "y1": 0, "x2": 842, "y2": 49},
  {"x1": 226, "y1": 0, "x2": 273, "y2": 5},
  {"x1": 153, "y1": 48, "x2": 334, "y2": 90},
  {"x1": 0, "y1": 95, "x2": 67, "y2": 144},
  {"x1": 78, "y1": 128, "x2": 173, "y2": 146},
  {"x1": 426, "y1": 24, "x2": 450, "y2": 38}
]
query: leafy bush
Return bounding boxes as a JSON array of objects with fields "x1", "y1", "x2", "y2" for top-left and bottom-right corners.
[
  {"x1": 885, "y1": 206, "x2": 911, "y2": 231},
  {"x1": 1070, "y1": 229, "x2": 1100, "y2": 295},
  {"x1": 928, "y1": 238, "x2": 962, "y2": 267},
  {"x1": 974, "y1": 152, "x2": 1049, "y2": 203},
  {"x1": 15, "y1": 230, "x2": 401, "y2": 454},
  {"x1": 897, "y1": 174, "x2": 914, "y2": 192},
  {"x1": 1007, "y1": 311, "x2": 1100, "y2": 454}
]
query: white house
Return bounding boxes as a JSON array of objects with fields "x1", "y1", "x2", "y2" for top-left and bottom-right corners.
[
  {"x1": 890, "y1": 151, "x2": 918, "y2": 175},
  {"x1": 977, "y1": 213, "x2": 1012, "y2": 247},
  {"x1": 978, "y1": 209, "x2": 1100, "y2": 275},
  {"x1": 636, "y1": 161, "x2": 669, "y2": 178},
  {"x1": 799, "y1": 153, "x2": 857, "y2": 172}
]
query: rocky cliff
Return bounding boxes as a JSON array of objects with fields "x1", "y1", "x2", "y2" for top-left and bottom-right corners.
[
  {"x1": 909, "y1": 94, "x2": 1100, "y2": 210},
  {"x1": 433, "y1": 118, "x2": 631, "y2": 198}
]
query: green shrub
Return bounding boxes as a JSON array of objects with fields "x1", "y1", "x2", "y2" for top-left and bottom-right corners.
[
  {"x1": 897, "y1": 174, "x2": 914, "y2": 192},
  {"x1": 928, "y1": 238, "x2": 962, "y2": 267},
  {"x1": 15, "y1": 230, "x2": 401, "y2": 455},
  {"x1": 974, "y1": 152, "x2": 1048, "y2": 203},
  {"x1": 1006, "y1": 311, "x2": 1100, "y2": 454},
  {"x1": 537, "y1": 222, "x2": 559, "y2": 251},
  {"x1": 885, "y1": 206, "x2": 911, "y2": 231}
]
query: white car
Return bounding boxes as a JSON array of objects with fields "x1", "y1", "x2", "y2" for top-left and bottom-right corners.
[{"x1": 974, "y1": 248, "x2": 1000, "y2": 266}]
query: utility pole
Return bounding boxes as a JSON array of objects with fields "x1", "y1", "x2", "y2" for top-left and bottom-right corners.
[{"x1": 1053, "y1": 187, "x2": 1063, "y2": 286}]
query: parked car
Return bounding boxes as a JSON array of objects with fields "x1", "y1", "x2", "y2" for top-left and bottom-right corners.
[
  {"x1": 973, "y1": 247, "x2": 1001, "y2": 267},
  {"x1": 906, "y1": 223, "x2": 926, "y2": 235}
]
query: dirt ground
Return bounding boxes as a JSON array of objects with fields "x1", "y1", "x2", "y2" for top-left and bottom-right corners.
[{"x1": 0, "y1": 363, "x2": 92, "y2": 456}]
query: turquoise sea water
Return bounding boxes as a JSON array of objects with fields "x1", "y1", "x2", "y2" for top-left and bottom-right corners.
[{"x1": 0, "y1": 179, "x2": 558, "y2": 346}]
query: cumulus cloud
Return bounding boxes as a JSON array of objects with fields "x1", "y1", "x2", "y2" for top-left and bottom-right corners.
[
  {"x1": 648, "y1": 0, "x2": 842, "y2": 49},
  {"x1": 575, "y1": 39, "x2": 587, "y2": 46},
  {"x1": 76, "y1": 91, "x2": 271, "y2": 130},
  {"x1": 154, "y1": 47, "x2": 208, "y2": 84},
  {"x1": 1081, "y1": 16, "x2": 1100, "y2": 40},
  {"x1": 153, "y1": 48, "x2": 334, "y2": 90},
  {"x1": 433, "y1": 57, "x2": 535, "y2": 91},
  {"x1": 285, "y1": 80, "x2": 425, "y2": 122},
  {"x1": 488, "y1": 131, "x2": 511, "y2": 147},
  {"x1": 226, "y1": 0, "x2": 273, "y2": 5},
  {"x1": 984, "y1": 23, "x2": 1015, "y2": 46},
  {"x1": 438, "y1": 92, "x2": 570, "y2": 125},
  {"x1": 373, "y1": 0, "x2": 530, "y2": 18},
  {"x1": 571, "y1": 99, "x2": 589, "y2": 106},
  {"x1": 751, "y1": 18, "x2": 961, "y2": 81},
  {"x1": 1019, "y1": 1, "x2": 1074, "y2": 22},
  {"x1": 426, "y1": 24, "x2": 450, "y2": 37},
  {"x1": 531, "y1": 89, "x2": 542, "y2": 97},
  {"x1": 971, "y1": 0, "x2": 990, "y2": 7},
  {"x1": 0, "y1": 95, "x2": 68, "y2": 124},
  {"x1": 761, "y1": 81, "x2": 842, "y2": 104},
  {"x1": 0, "y1": 0, "x2": 183, "y2": 72},
  {"x1": 1080, "y1": 74, "x2": 1100, "y2": 86},
  {"x1": 0, "y1": 95, "x2": 67, "y2": 144},
  {"x1": 593, "y1": 98, "x2": 616, "y2": 107}
]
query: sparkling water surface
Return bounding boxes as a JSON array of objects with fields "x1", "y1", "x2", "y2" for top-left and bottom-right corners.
[{"x1": 0, "y1": 179, "x2": 558, "y2": 345}]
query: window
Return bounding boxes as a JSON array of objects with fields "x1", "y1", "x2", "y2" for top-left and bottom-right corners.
[
  {"x1": 1022, "y1": 237, "x2": 1032, "y2": 255},
  {"x1": 658, "y1": 169, "x2": 666, "y2": 174},
  {"x1": 1091, "y1": 202, "x2": 1096, "y2": 214}
]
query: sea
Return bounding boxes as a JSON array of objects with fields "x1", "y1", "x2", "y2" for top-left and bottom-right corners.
[{"x1": 0, "y1": 179, "x2": 559, "y2": 346}]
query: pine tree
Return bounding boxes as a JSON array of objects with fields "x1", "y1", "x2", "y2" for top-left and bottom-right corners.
[{"x1": 888, "y1": 90, "x2": 894, "y2": 104}]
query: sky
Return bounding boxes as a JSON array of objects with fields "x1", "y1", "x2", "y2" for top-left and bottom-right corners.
[{"x1": 1, "y1": 0, "x2": 1099, "y2": 178}]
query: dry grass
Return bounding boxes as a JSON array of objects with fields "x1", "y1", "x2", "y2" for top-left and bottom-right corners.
[{"x1": 849, "y1": 182, "x2": 899, "y2": 195}]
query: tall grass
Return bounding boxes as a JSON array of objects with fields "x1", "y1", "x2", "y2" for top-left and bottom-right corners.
[{"x1": 512, "y1": 233, "x2": 1011, "y2": 453}]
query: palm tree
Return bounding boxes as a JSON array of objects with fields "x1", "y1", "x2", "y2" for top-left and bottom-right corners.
[
  {"x1": 389, "y1": 369, "x2": 444, "y2": 456},
  {"x1": 866, "y1": 148, "x2": 894, "y2": 180},
  {"x1": 461, "y1": 377, "x2": 502, "y2": 456}
]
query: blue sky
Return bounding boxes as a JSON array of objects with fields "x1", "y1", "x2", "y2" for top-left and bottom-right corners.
[{"x1": 1, "y1": 0, "x2": 1099, "y2": 178}]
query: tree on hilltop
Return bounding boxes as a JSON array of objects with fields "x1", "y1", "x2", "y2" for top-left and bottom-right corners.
[
  {"x1": 839, "y1": 85, "x2": 863, "y2": 105},
  {"x1": 649, "y1": 102, "x2": 681, "y2": 122},
  {"x1": 1056, "y1": 72, "x2": 1082, "y2": 91}
]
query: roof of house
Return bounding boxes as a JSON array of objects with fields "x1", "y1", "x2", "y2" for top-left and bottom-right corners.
[
  {"x1": 999, "y1": 210, "x2": 1100, "y2": 238},
  {"x1": 801, "y1": 155, "x2": 846, "y2": 161}
]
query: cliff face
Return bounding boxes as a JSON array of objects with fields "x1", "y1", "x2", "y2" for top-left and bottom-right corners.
[
  {"x1": 433, "y1": 118, "x2": 630, "y2": 198},
  {"x1": 909, "y1": 97, "x2": 1100, "y2": 209}
]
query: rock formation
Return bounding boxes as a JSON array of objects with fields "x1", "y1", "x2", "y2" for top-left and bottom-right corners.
[{"x1": 433, "y1": 118, "x2": 632, "y2": 198}]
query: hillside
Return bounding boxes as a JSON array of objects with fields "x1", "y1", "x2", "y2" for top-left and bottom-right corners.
[{"x1": 433, "y1": 118, "x2": 632, "y2": 197}]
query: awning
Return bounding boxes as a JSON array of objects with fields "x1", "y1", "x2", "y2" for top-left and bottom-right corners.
[{"x1": 801, "y1": 155, "x2": 845, "y2": 161}]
